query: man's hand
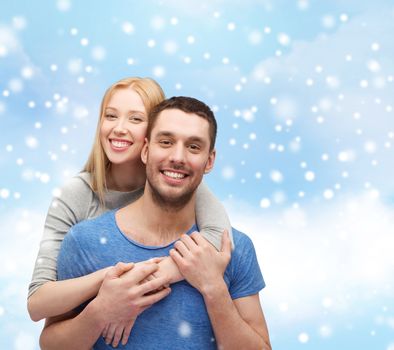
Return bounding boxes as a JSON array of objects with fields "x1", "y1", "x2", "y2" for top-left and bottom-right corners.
[
  {"x1": 95, "y1": 260, "x2": 171, "y2": 347},
  {"x1": 169, "y1": 230, "x2": 232, "y2": 294}
]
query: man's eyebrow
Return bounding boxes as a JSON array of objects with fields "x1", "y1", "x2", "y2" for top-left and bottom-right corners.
[
  {"x1": 154, "y1": 131, "x2": 174, "y2": 138},
  {"x1": 187, "y1": 136, "x2": 206, "y2": 144},
  {"x1": 155, "y1": 132, "x2": 207, "y2": 144}
]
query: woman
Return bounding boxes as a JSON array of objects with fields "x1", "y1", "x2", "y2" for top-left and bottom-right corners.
[{"x1": 28, "y1": 77, "x2": 232, "y2": 347}]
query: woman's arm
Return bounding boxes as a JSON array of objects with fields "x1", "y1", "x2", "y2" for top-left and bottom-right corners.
[
  {"x1": 40, "y1": 262, "x2": 171, "y2": 350},
  {"x1": 195, "y1": 182, "x2": 234, "y2": 250},
  {"x1": 28, "y1": 174, "x2": 100, "y2": 321},
  {"x1": 28, "y1": 268, "x2": 109, "y2": 321}
]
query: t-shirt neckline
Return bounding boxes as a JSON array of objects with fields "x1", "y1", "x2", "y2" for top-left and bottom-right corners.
[{"x1": 111, "y1": 210, "x2": 197, "y2": 250}]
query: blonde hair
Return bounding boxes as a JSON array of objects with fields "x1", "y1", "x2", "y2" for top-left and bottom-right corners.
[{"x1": 83, "y1": 77, "x2": 165, "y2": 205}]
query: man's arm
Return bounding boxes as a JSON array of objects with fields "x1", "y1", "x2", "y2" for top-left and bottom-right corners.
[
  {"x1": 40, "y1": 262, "x2": 171, "y2": 350},
  {"x1": 202, "y1": 282, "x2": 271, "y2": 349},
  {"x1": 40, "y1": 302, "x2": 105, "y2": 350},
  {"x1": 170, "y1": 231, "x2": 271, "y2": 350}
]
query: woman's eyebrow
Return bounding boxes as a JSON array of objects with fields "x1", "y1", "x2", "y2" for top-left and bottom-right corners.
[{"x1": 105, "y1": 107, "x2": 145, "y2": 114}]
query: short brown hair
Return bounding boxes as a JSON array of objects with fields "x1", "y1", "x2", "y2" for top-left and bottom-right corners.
[{"x1": 147, "y1": 96, "x2": 217, "y2": 151}]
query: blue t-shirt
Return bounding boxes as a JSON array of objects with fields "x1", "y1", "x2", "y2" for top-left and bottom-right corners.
[{"x1": 58, "y1": 210, "x2": 265, "y2": 350}]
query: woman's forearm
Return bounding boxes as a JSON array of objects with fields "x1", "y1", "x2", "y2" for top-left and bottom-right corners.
[
  {"x1": 156, "y1": 256, "x2": 184, "y2": 284},
  {"x1": 28, "y1": 267, "x2": 110, "y2": 321}
]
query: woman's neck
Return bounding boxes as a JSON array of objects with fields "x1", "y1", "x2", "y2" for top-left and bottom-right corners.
[{"x1": 106, "y1": 161, "x2": 146, "y2": 192}]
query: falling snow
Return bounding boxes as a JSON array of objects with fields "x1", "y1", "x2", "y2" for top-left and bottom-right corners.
[
  {"x1": 178, "y1": 321, "x2": 192, "y2": 338},
  {"x1": 1, "y1": 1, "x2": 394, "y2": 349}
]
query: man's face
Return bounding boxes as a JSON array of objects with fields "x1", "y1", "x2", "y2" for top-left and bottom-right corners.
[{"x1": 141, "y1": 108, "x2": 215, "y2": 209}]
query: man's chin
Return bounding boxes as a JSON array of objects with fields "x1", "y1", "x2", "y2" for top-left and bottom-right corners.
[{"x1": 151, "y1": 187, "x2": 195, "y2": 210}]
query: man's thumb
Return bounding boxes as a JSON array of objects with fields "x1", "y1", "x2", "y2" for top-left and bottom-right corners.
[{"x1": 221, "y1": 230, "x2": 232, "y2": 254}]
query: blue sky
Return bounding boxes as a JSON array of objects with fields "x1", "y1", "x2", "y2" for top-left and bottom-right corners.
[{"x1": 1, "y1": 1, "x2": 393, "y2": 349}]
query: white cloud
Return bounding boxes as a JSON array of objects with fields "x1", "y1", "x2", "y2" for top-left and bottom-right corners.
[
  {"x1": 0, "y1": 25, "x2": 21, "y2": 55},
  {"x1": 0, "y1": 208, "x2": 45, "y2": 318},
  {"x1": 157, "y1": 0, "x2": 274, "y2": 16},
  {"x1": 250, "y1": 8, "x2": 394, "y2": 135},
  {"x1": 0, "y1": 24, "x2": 44, "y2": 90},
  {"x1": 225, "y1": 194, "x2": 394, "y2": 322},
  {"x1": 57, "y1": 0, "x2": 71, "y2": 12},
  {"x1": 246, "y1": 7, "x2": 394, "y2": 195}
]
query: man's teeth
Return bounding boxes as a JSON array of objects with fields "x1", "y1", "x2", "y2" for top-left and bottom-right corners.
[
  {"x1": 163, "y1": 171, "x2": 186, "y2": 179},
  {"x1": 111, "y1": 140, "x2": 131, "y2": 147}
]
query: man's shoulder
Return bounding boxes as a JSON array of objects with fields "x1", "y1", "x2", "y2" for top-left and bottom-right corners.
[
  {"x1": 228, "y1": 227, "x2": 258, "y2": 266},
  {"x1": 231, "y1": 227, "x2": 254, "y2": 249},
  {"x1": 225, "y1": 227, "x2": 265, "y2": 295}
]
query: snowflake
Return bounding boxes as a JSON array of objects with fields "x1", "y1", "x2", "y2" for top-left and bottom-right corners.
[{"x1": 178, "y1": 321, "x2": 192, "y2": 338}]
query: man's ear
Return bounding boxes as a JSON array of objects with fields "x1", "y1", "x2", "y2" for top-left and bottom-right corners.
[
  {"x1": 141, "y1": 138, "x2": 149, "y2": 165},
  {"x1": 204, "y1": 149, "x2": 216, "y2": 174}
]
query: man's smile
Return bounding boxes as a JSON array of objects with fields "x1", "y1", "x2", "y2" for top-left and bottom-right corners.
[{"x1": 162, "y1": 170, "x2": 187, "y2": 179}]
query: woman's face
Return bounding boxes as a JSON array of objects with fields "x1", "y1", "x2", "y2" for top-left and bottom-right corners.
[{"x1": 100, "y1": 88, "x2": 148, "y2": 166}]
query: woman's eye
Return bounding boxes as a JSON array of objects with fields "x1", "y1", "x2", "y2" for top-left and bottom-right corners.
[
  {"x1": 129, "y1": 115, "x2": 144, "y2": 123},
  {"x1": 105, "y1": 114, "x2": 117, "y2": 120}
]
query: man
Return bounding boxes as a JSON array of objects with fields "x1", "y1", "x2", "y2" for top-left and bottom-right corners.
[{"x1": 40, "y1": 96, "x2": 271, "y2": 349}]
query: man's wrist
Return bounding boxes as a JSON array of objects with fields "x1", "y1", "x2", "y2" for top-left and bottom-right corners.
[
  {"x1": 200, "y1": 278, "x2": 228, "y2": 301},
  {"x1": 83, "y1": 298, "x2": 108, "y2": 331}
]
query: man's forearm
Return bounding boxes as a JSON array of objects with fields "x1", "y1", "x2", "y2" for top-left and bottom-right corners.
[
  {"x1": 40, "y1": 299, "x2": 105, "y2": 350},
  {"x1": 202, "y1": 281, "x2": 270, "y2": 350}
]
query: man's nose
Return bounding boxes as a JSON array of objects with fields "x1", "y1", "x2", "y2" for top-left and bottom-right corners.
[{"x1": 169, "y1": 143, "x2": 186, "y2": 164}]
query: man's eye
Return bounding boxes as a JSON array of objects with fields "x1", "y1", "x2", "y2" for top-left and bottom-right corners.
[
  {"x1": 159, "y1": 140, "x2": 172, "y2": 146},
  {"x1": 189, "y1": 144, "x2": 200, "y2": 151}
]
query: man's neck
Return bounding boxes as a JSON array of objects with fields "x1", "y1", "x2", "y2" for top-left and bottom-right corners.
[{"x1": 116, "y1": 188, "x2": 196, "y2": 246}]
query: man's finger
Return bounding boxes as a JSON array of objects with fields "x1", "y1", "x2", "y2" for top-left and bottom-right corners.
[
  {"x1": 107, "y1": 262, "x2": 134, "y2": 279},
  {"x1": 138, "y1": 276, "x2": 171, "y2": 296},
  {"x1": 174, "y1": 240, "x2": 192, "y2": 258},
  {"x1": 111, "y1": 325, "x2": 124, "y2": 348},
  {"x1": 105, "y1": 323, "x2": 116, "y2": 345},
  {"x1": 180, "y1": 233, "x2": 199, "y2": 251},
  {"x1": 122, "y1": 262, "x2": 159, "y2": 283},
  {"x1": 221, "y1": 229, "x2": 232, "y2": 254},
  {"x1": 121, "y1": 320, "x2": 135, "y2": 346},
  {"x1": 102, "y1": 324, "x2": 109, "y2": 339},
  {"x1": 139, "y1": 287, "x2": 171, "y2": 307},
  {"x1": 169, "y1": 248, "x2": 183, "y2": 267},
  {"x1": 189, "y1": 232, "x2": 206, "y2": 246}
]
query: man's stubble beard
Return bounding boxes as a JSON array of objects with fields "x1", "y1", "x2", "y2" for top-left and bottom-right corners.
[{"x1": 145, "y1": 164, "x2": 198, "y2": 212}]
